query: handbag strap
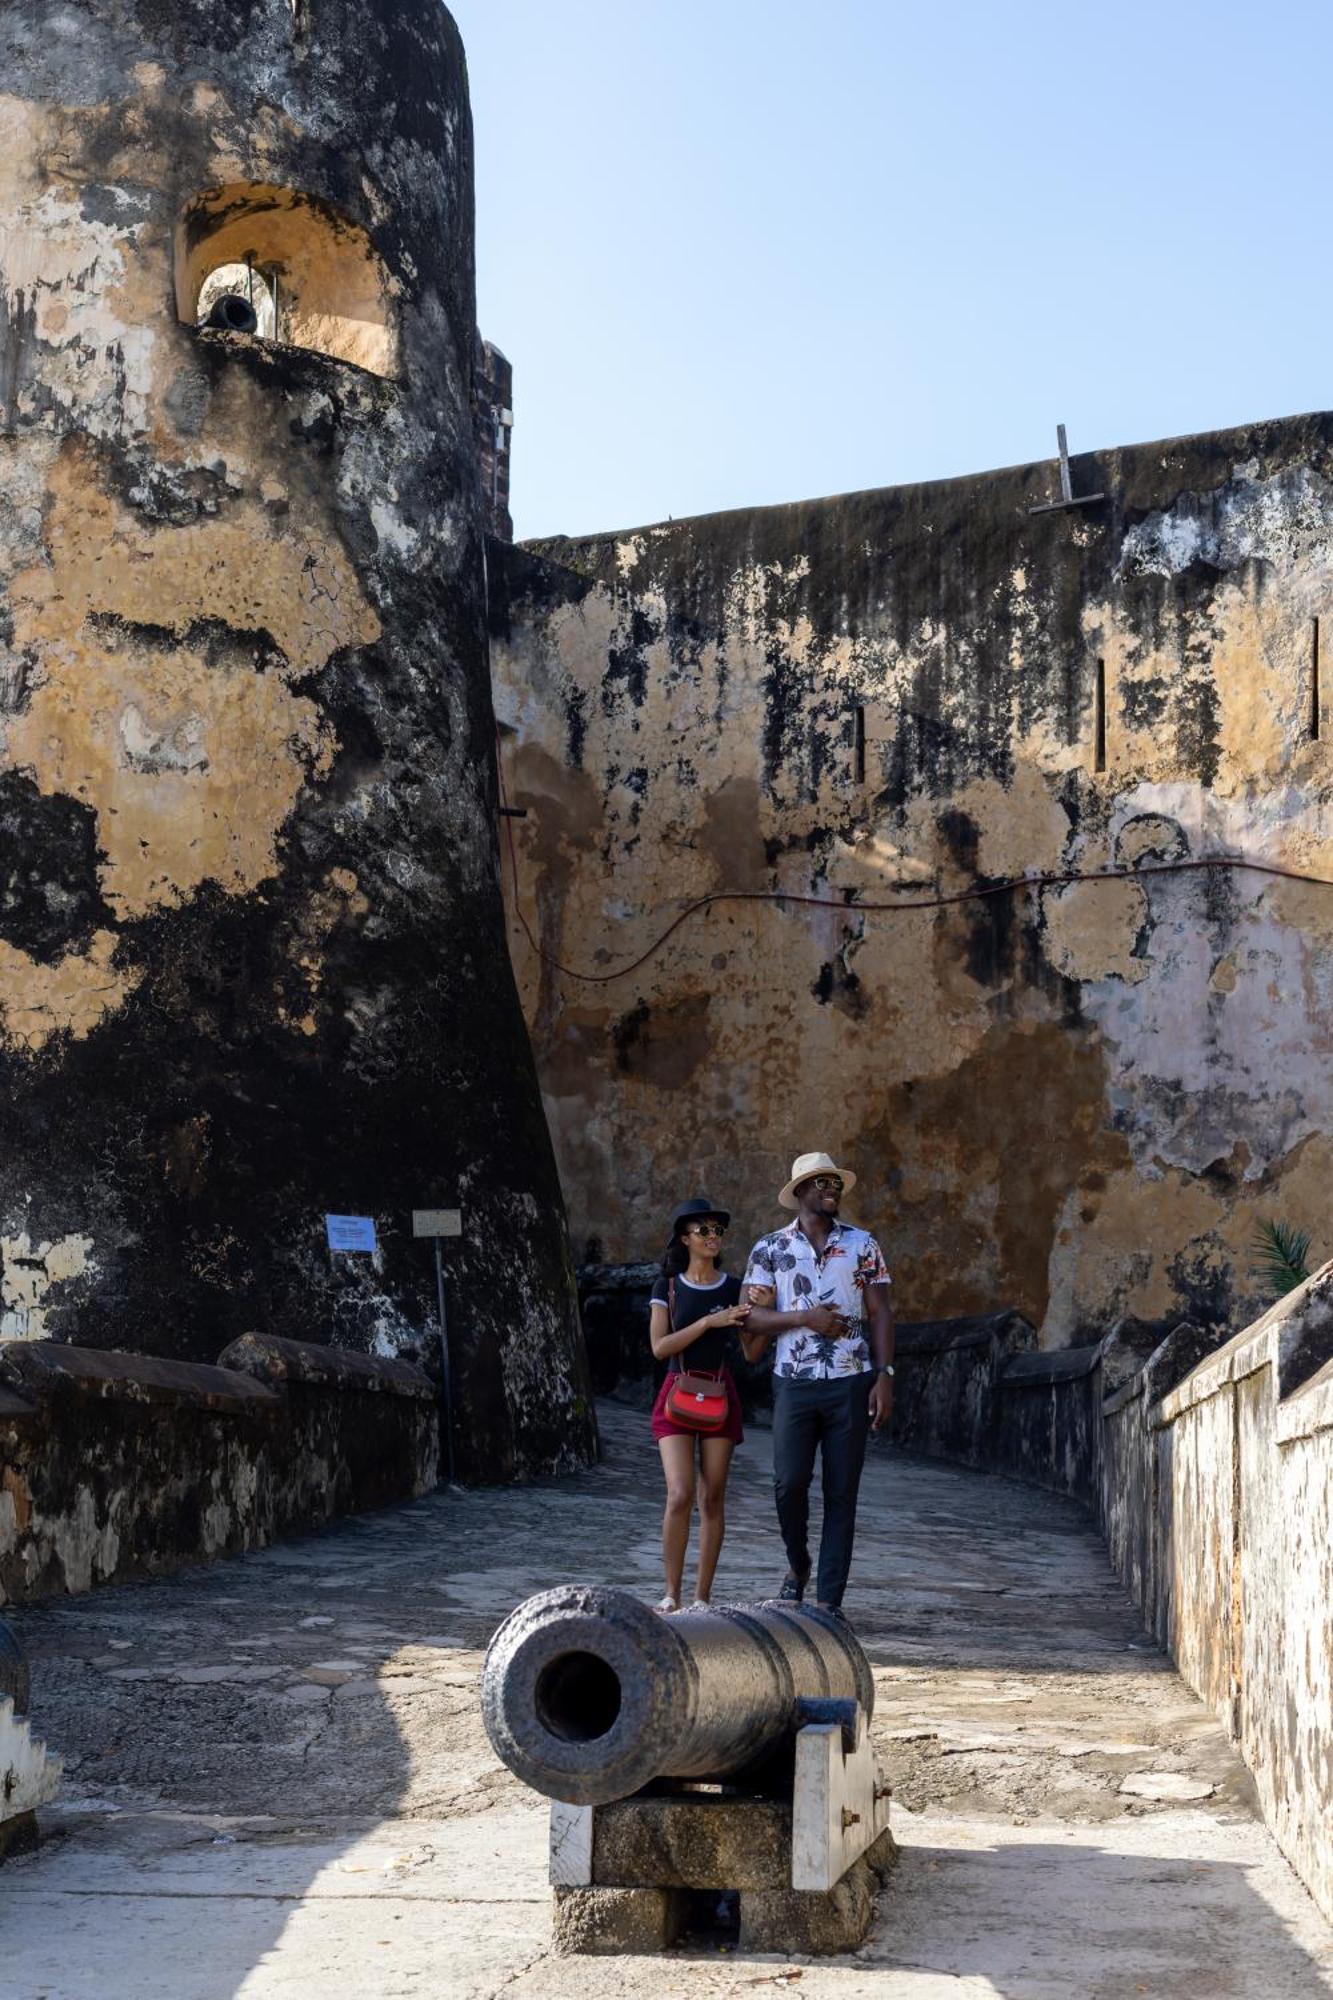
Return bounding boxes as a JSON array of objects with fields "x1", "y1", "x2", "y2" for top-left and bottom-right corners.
[{"x1": 666, "y1": 1274, "x2": 726, "y2": 1380}]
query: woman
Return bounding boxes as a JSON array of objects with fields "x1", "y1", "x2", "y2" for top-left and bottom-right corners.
[{"x1": 649, "y1": 1196, "x2": 752, "y2": 1613}]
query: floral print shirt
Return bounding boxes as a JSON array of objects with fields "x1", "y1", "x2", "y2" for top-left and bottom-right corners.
[{"x1": 743, "y1": 1218, "x2": 890, "y2": 1380}]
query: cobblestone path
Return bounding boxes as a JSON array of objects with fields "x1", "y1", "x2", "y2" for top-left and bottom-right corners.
[{"x1": 5, "y1": 1403, "x2": 1333, "y2": 1997}]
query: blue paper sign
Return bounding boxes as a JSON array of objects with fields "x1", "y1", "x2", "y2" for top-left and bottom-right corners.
[{"x1": 325, "y1": 1214, "x2": 377, "y2": 1254}]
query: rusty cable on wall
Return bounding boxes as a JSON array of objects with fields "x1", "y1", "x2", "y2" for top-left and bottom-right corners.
[{"x1": 494, "y1": 729, "x2": 1333, "y2": 988}]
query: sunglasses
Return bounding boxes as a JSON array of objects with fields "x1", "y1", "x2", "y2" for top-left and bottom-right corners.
[
  {"x1": 807, "y1": 1175, "x2": 843, "y2": 1193},
  {"x1": 686, "y1": 1220, "x2": 727, "y2": 1238}
]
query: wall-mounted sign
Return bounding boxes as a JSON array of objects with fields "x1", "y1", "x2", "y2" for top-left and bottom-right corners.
[
  {"x1": 325, "y1": 1214, "x2": 377, "y2": 1253},
  {"x1": 413, "y1": 1209, "x2": 462, "y2": 1239}
]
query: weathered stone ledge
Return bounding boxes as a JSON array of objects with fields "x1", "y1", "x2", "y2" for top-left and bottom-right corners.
[
  {"x1": 1001, "y1": 1344, "x2": 1102, "y2": 1384},
  {"x1": 1274, "y1": 1353, "x2": 1333, "y2": 1443},
  {"x1": 1151, "y1": 1273, "x2": 1333, "y2": 1422},
  {"x1": 219, "y1": 1331, "x2": 436, "y2": 1400},
  {"x1": 896, "y1": 1310, "x2": 1026, "y2": 1356},
  {"x1": 0, "y1": 1343, "x2": 282, "y2": 1413},
  {"x1": 0, "y1": 1334, "x2": 440, "y2": 1605}
]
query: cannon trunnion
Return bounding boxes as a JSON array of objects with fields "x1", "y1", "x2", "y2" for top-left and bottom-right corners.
[{"x1": 482, "y1": 1586, "x2": 895, "y2": 1955}]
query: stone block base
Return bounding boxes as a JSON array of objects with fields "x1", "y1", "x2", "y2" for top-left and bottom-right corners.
[
  {"x1": 552, "y1": 1829, "x2": 897, "y2": 1957},
  {"x1": 738, "y1": 1824, "x2": 898, "y2": 1955},
  {"x1": 0, "y1": 1810, "x2": 39, "y2": 1863},
  {"x1": 739, "y1": 1854, "x2": 875, "y2": 1954},
  {"x1": 552, "y1": 1885, "x2": 684, "y2": 1955},
  {"x1": 864, "y1": 1825, "x2": 900, "y2": 1880},
  {"x1": 592, "y1": 1795, "x2": 791, "y2": 1889}
]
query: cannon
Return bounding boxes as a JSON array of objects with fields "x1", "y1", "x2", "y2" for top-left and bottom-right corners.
[
  {"x1": 482, "y1": 1583, "x2": 874, "y2": 1804},
  {"x1": 482, "y1": 1587, "x2": 895, "y2": 1955}
]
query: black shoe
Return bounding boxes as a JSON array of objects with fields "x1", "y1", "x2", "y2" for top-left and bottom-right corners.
[
  {"x1": 777, "y1": 1568, "x2": 810, "y2": 1604},
  {"x1": 820, "y1": 1603, "x2": 850, "y2": 1627}
]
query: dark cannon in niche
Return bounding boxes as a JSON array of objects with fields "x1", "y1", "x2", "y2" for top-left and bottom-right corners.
[{"x1": 482, "y1": 1585, "x2": 896, "y2": 1955}]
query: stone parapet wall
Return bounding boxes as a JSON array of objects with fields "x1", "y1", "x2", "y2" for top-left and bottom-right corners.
[
  {"x1": 884, "y1": 1275, "x2": 1333, "y2": 1926},
  {"x1": 0, "y1": 1335, "x2": 439, "y2": 1604},
  {"x1": 893, "y1": 1310, "x2": 1036, "y2": 1468},
  {"x1": 1141, "y1": 1272, "x2": 1333, "y2": 1923}
]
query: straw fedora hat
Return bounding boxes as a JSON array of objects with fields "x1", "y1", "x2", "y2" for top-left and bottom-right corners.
[{"x1": 778, "y1": 1150, "x2": 858, "y2": 1211}]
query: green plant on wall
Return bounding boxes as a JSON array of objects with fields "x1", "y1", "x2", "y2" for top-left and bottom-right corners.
[{"x1": 1251, "y1": 1219, "x2": 1314, "y2": 1301}]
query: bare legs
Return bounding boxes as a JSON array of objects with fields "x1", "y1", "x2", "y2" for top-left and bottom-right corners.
[
  {"x1": 695, "y1": 1436, "x2": 733, "y2": 1601},
  {"x1": 658, "y1": 1434, "x2": 695, "y2": 1605},
  {"x1": 658, "y1": 1433, "x2": 736, "y2": 1606}
]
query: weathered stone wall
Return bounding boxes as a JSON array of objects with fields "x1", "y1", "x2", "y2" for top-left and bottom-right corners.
[
  {"x1": 0, "y1": 1, "x2": 593, "y2": 1478},
  {"x1": 879, "y1": 1273, "x2": 1333, "y2": 1927},
  {"x1": 491, "y1": 414, "x2": 1333, "y2": 1342},
  {"x1": 892, "y1": 1310, "x2": 1036, "y2": 1468},
  {"x1": 474, "y1": 335, "x2": 513, "y2": 541},
  {"x1": 1135, "y1": 1271, "x2": 1333, "y2": 1925},
  {"x1": 0, "y1": 1332, "x2": 439, "y2": 1601}
]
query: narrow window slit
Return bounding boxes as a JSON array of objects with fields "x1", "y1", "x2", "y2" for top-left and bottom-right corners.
[
  {"x1": 1094, "y1": 659, "x2": 1107, "y2": 773},
  {"x1": 853, "y1": 705, "x2": 866, "y2": 785},
  {"x1": 1312, "y1": 617, "x2": 1321, "y2": 742}
]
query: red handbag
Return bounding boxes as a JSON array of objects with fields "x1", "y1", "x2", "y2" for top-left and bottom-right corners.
[
  {"x1": 665, "y1": 1368, "x2": 729, "y2": 1433},
  {"x1": 663, "y1": 1278, "x2": 729, "y2": 1433}
]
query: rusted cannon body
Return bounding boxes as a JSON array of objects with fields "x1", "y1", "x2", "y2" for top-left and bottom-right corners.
[{"x1": 481, "y1": 1585, "x2": 874, "y2": 1806}]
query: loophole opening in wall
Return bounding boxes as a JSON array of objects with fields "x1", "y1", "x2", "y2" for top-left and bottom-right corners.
[
  {"x1": 534, "y1": 1651, "x2": 622, "y2": 1743},
  {"x1": 176, "y1": 184, "x2": 400, "y2": 378}
]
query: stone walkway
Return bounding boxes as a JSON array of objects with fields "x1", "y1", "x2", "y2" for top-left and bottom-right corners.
[{"x1": 4, "y1": 1402, "x2": 1333, "y2": 1998}]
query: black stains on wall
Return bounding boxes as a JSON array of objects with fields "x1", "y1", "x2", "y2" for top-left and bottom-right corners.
[
  {"x1": 0, "y1": 0, "x2": 595, "y2": 1485},
  {"x1": 0, "y1": 776, "x2": 112, "y2": 963},
  {"x1": 0, "y1": 286, "x2": 40, "y2": 431},
  {"x1": 810, "y1": 957, "x2": 868, "y2": 1020},
  {"x1": 603, "y1": 605, "x2": 657, "y2": 713}
]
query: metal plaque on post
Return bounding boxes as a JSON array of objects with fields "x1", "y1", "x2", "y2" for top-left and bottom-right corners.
[
  {"x1": 412, "y1": 1210, "x2": 462, "y2": 1238},
  {"x1": 414, "y1": 1207, "x2": 463, "y2": 1486}
]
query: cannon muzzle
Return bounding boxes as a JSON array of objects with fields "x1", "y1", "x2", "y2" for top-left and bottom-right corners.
[{"x1": 482, "y1": 1586, "x2": 874, "y2": 1806}]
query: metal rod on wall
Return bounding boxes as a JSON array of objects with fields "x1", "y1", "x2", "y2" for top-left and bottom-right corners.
[{"x1": 415, "y1": 1207, "x2": 463, "y2": 1486}]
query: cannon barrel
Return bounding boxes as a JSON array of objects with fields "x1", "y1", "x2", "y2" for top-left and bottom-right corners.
[{"x1": 481, "y1": 1586, "x2": 875, "y2": 1805}]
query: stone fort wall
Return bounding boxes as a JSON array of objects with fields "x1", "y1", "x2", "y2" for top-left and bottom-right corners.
[
  {"x1": 0, "y1": 0, "x2": 593, "y2": 1479},
  {"x1": 490, "y1": 412, "x2": 1333, "y2": 1344}
]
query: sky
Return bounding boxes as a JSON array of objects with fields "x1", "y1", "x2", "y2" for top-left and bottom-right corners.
[{"x1": 452, "y1": 0, "x2": 1331, "y2": 543}]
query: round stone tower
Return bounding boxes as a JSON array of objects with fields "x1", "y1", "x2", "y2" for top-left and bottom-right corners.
[{"x1": 0, "y1": 0, "x2": 595, "y2": 1479}]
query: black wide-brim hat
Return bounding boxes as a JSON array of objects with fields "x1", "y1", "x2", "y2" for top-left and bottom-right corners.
[{"x1": 671, "y1": 1196, "x2": 731, "y2": 1231}]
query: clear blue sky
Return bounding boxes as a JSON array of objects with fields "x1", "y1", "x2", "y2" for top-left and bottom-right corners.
[{"x1": 453, "y1": 0, "x2": 1329, "y2": 543}]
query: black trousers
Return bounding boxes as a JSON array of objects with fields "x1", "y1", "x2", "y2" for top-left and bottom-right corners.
[{"x1": 771, "y1": 1373, "x2": 871, "y2": 1608}]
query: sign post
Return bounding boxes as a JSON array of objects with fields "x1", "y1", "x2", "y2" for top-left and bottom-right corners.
[{"x1": 413, "y1": 1208, "x2": 463, "y2": 1486}]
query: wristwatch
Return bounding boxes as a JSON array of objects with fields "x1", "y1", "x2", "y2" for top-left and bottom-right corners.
[{"x1": 876, "y1": 1364, "x2": 895, "y2": 1378}]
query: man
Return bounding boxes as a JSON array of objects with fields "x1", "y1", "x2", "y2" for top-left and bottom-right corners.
[{"x1": 742, "y1": 1151, "x2": 894, "y2": 1621}]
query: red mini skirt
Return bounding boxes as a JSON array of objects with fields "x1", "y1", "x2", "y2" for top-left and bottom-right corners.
[{"x1": 651, "y1": 1366, "x2": 744, "y2": 1445}]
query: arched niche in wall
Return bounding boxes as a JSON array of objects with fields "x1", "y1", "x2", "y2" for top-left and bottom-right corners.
[{"x1": 175, "y1": 184, "x2": 400, "y2": 379}]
